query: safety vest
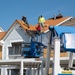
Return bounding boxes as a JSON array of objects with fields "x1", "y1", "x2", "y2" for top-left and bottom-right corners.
[{"x1": 38, "y1": 17, "x2": 45, "y2": 23}]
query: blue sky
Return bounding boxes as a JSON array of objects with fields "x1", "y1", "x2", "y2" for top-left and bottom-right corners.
[{"x1": 0, "y1": 0, "x2": 75, "y2": 31}]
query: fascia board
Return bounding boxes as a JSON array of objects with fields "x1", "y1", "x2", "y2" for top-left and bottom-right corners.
[{"x1": 56, "y1": 16, "x2": 73, "y2": 26}]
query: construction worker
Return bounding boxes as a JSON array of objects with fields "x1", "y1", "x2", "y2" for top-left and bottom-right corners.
[
  {"x1": 22, "y1": 16, "x2": 30, "y2": 28},
  {"x1": 35, "y1": 24, "x2": 41, "y2": 34},
  {"x1": 38, "y1": 15, "x2": 45, "y2": 28}
]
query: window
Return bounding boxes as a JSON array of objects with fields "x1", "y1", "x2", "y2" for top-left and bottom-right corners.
[{"x1": 9, "y1": 43, "x2": 21, "y2": 55}]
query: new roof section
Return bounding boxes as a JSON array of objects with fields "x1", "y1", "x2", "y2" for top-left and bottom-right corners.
[
  {"x1": 1, "y1": 20, "x2": 36, "y2": 40},
  {"x1": 35, "y1": 16, "x2": 71, "y2": 32},
  {"x1": 0, "y1": 16, "x2": 72, "y2": 40},
  {"x1": 17, "y1": 20, "x2": 36, "y2": 31}
]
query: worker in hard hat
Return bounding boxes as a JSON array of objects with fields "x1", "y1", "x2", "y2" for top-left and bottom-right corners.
[{"x1": 38, "y1": 15, "x2": 45, "y2": 28}]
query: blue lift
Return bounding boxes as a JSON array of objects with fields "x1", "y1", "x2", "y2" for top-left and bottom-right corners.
[
  {"x1": 45, "y1": 26, "x2": 75, "y2": 75},
  {"x1": 53, "y1": 26, "x2": 75, "y2": 52},
  {"x1": 22, "y1": 33, "x2": 46, "y2": 58},
  {"x1": 22, "y1": 26, "x2": 75, "y2": 58}
]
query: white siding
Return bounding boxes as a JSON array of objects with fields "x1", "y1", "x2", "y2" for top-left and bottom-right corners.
[
  {"x1": 5, "y1": 24, "x2": 30, "y2": 43},
  {"x1": 3, "y1": 24, "x2": 31, "y2": 60}
]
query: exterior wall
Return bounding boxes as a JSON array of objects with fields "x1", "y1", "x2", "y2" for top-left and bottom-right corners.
[
  {"x1": 5, "y1": 24, "x2": 30, "y2": 43},
  {"x1": 2, "y1": 24, "x2": 31, "y2": 60}
]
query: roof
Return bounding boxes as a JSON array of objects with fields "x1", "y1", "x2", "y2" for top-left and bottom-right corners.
[
  {"x1": 18, "y1": 17, "x2": 72, "y2": 33},
  {"x1": 1, "y1": 17, "x2": 72, "y2": 40},
  {"x1": 2, "y1": 20, "x2": 36, "y2": 40},
  {"x1": 17, "y1": 20, "x2": 36, "y2": 31},
  {"x1": 35, "y1": 17, "x2": 72, "y2": 32},
  {"x1": 45, "y1": 17, "x2": 69, "y2": 26},
  {"x1": 0, "y1": 32, "x2": 6, "y2": 40}
]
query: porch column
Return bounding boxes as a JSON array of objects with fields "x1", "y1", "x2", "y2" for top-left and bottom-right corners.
[
  {"x1": 41, "y1": 62, "x2": 44, "y2": 75},
  {"x1": 68, "y1": 52, "x2": 73, "y2": 68},
  {"x1": 53, "y1": 37, "x2": 60, "y2": 75},
  {"x1": 37, "y1": 64, "x2": 40, "y2": 75},
  {"x1": 26, "y1": 68, "x2": 31, "y2": 75},
  {"x1": 25, "y1": 69, "x2": 28, "y2": 75},
  {"x1": 31, "y1": 68, "x2": 35, "y2": 75},
  {"x1": 35, "y1": 68, "x2": 37, "y2": 75},
  {"x1": 9, "y1": 69, "x2": 11, "y2": 75},
  {"x1": 20, "y1": 61, "x2": 23, "y2": 75}
]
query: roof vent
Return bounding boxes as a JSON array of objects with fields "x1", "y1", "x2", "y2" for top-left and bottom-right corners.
[
  {"x1": 22, "y1": 16, "x2": 30, "y2": 28},
  {"x1": 56, "y1": 13, "x2": 63, "y2": 19},
  {"x1": 56, "y1": 11, "x2": 63, "y2": 19},
  {"x1": 54, "y1": 14, "x2": 56, "y2": 20}
]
